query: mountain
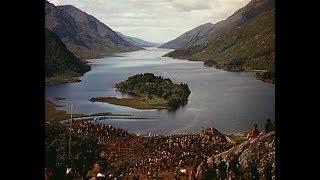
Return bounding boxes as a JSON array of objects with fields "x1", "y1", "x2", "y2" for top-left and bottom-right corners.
[
  {"x1": 45, "y1": 1, "x2": 141, "y2": 60},
  {"x1": 45, "y1": 28, "x2": 90, "y2": 83},
  {"x1": 159, "y1": 23, "x2": 214, "y2": 49},
  {"x1": 116, "y1": 32, "x2": 159, "y2": 47},
  {"x1": 163, "y1": 0, "x2": 274, "y2": 82},
  {"x1": 160, "y1": 0, "x2": 274, "y2": 50}
]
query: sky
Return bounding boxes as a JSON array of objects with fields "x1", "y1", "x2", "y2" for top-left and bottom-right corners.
[{"x1": 48, "y1": 0, "x2": 251, "y2": 43}]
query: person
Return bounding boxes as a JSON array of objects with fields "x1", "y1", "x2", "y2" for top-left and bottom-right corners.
[
  {"x1": 205, "y1": 157, "x2": 218, "y2": 180},
  {"x1": 227, "y1": 155, "x2": 240, "y2": 179},
  {"x1": 189, "y1": 165, "x2": 197, "y2": 180},
  {"x1": 263, "y1": 161, "x2": 272, "y2": 180},
  {"x1": 248, "y1": 163, "x2": 259, "y2": 180},
  {"x1": 51, "y1": 166, "x2": 66, "y2": 180},
  {"x1": 86, "y1": 163, "x2": 101, "y2": 180},
  {"x1": 196, "y1": 162, "x2": 206, "y2": 180},
  {"x1": 264, "y1": 118, "x2": 274, "y2": 133},
  {"x1": 45, "y1": 168, "x2": 52, "y2": 180},
  {"x1": 246, "y1": 123, "x2": 259, "y2": 140},
  {"x1": 217, "y1": 157, "x2": 227, "y2": 180}
]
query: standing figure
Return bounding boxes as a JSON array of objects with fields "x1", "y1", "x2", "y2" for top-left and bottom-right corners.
[
  {"x1": 246, "y1": 123, "x2": 259, "y2": 140},
  {"x1": 217, "y1": 157, "x2": 227, "y2": 180}
]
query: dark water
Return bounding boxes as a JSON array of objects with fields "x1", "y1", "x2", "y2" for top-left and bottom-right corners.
[{"x1": 46, "y1": 47, "x2": 275, "y2": 135}]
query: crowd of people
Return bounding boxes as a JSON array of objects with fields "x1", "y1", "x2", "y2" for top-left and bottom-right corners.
[{"x1": 46, "y1": 118, "x2": 275, "y2": 179}]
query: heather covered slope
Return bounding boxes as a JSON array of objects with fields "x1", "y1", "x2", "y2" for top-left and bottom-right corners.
[
  {"x1": 160, "y1": 0, "x2": 274, "y2": 50},
  {"x1": 45, "y1": 28, "x2": 90, "y2": 83},
  {"x1": 45, "y1": 1, "x2": 140, "y2": 60}
]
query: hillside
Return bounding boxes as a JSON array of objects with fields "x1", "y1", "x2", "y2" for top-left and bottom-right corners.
[
  {"x1": 45, "y1": 28, "x2": 90, "y2": 84},
  {"x1": 164, "y1": 0, "x2": 274, "y2": 82},
  {"x1": 160, "y1": 23, "x2": 214, "y2": 49},
  {"x1": 46, "y1": 116, "x2": 274, "y2": 179},
  {"x1": 160, "y1": 0, "x2": 274, "y2": 50},
  {"x1": 116, "y1": 32, "x2": 158, "y2": 47},
  {"x1": 45, "y1": 1, "x2": 141, "y2": 60}
]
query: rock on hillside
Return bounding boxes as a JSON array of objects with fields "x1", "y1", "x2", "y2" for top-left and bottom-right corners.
[{"x1": 213, "y1": 131, "x2": 275, "y2": 179}]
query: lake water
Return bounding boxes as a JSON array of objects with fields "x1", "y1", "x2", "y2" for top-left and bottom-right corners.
[{"x1": 45, "y1": 47, "x2": 275, "y2": 135}]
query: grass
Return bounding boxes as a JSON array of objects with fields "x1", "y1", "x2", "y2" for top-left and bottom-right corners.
[
  {"x1": 90, "y1": 96, "x2": 169, "y2": 110},
  {"x1": 226, "y1": 134, "x2": 247, "y2": 144},
  {"x1": 45, "y1": 73, "x2": 81, "y2": 85},
  {"x1": 45, "y1": 101, "x2": 71, "y2": 122}
]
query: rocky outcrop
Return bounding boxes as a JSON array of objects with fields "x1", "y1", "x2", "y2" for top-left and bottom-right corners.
[{"x1": 213, "y1": 131, "x2": 275, "y2": 179}]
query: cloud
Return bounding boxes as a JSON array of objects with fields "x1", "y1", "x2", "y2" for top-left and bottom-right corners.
[
  {"x1": 47, "y1": 0, "x2": 250, "y2": 43},
  {"x1": 171, "y1": 0, "x2": 213, "y2": 12},
  {"x1": 49, "y1": 0, "x2": 61, "y2": 5}
]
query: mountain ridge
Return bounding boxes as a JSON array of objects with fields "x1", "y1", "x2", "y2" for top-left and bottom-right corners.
[
  {"x1": 116, "y1": 32, "x2": 159, "y2": 47},
  {"x1": 160, "y1": 0, "x2": 274, "y2": 50},
  {"x1": 45, "y1": 1, "x2": 141, "y2": 60}
]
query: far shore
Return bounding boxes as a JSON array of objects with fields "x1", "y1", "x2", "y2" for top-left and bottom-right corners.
[
  {"x1": 166, "y1": 56, "x2": 275, "y2": 84},
  {"x1": 45, "y1": 48, "x2": 146, "y2": 85}
]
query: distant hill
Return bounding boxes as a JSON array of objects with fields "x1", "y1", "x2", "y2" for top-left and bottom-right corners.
[
  {"x1": 159, "y1": 23, "x2": 214, "y2": 49},
  {"x1": 45, "y1": 28, "x2": 90, "y2": 83},
  {"x1": 160, "y1": 0, "x2": 274, "y2": 50},
  {"x1": 45, "y1": 1, "x2": 141, "y2": 60},
  {"x1": 163, "y1": 0, "x2": 274, "y2": 82},
  {"x1": 116, "y1": 32, "x2": 159, "y2": 47}
]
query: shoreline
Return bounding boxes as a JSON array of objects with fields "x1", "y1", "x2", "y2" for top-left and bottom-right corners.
[
  {"x1": 164, "y1": 56, "x2": 275, "y2": 84},
  {"x1": 89, "y1": 96, "x2": 169, "y2": 110},
  {"x1": 45, "y1": 100, "x2": 133, "y2": 122},
  {"x1": 45, "y1": 48, "x2": 146, "y2": 85},
  {"x1": 45, "y1": 74, "x2": 82, "y2": 85}
]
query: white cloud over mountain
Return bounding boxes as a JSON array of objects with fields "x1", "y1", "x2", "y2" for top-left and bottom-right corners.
[{"x1": 48, "y1": 0, "x2": 250, "y2": 43}]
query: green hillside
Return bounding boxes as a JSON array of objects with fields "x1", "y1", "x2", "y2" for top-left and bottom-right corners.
[
  {"x1": 45, "y1": 28, "x2": 90, "y2": 83},
  {"x1": 165, "y1": 10, "x2": 274, "y2": 82}
]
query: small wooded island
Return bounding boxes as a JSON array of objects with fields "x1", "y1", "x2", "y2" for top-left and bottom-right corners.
[{"x1": 90, "y1": 73, "x2": 191, "y2": 110}]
